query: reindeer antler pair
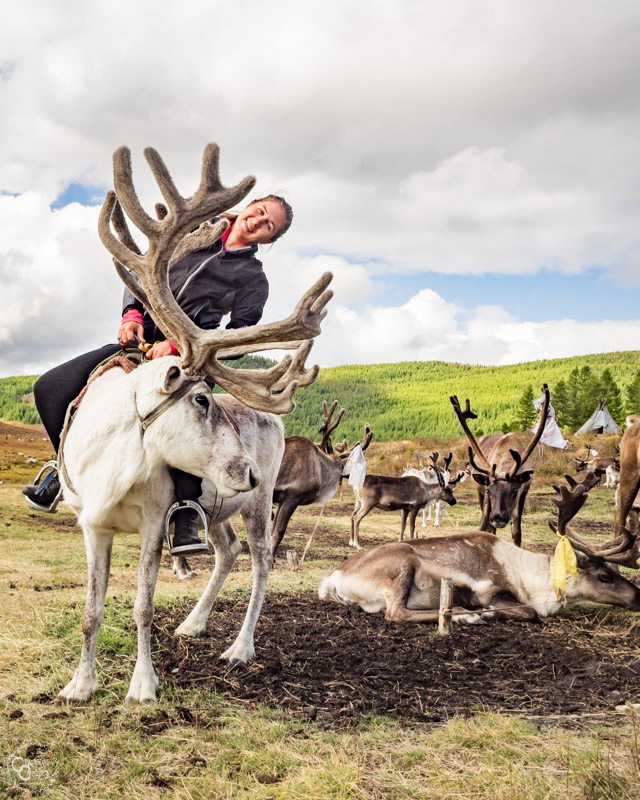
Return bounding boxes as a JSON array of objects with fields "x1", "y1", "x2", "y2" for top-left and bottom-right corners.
[
  {"x1": 549, "y1": 474, "x2": 639, "y2": 568},
  {"x1": 99, "y1": 145, "x2": 333, "y2": 414},
  {"x1": 450, "y1": 385, "x2": 550, "y2": 478}
]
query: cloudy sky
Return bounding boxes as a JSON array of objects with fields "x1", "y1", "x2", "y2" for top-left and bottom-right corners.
[{"x1": 1, "y1": 0, "x2": 640, "y2": 377}]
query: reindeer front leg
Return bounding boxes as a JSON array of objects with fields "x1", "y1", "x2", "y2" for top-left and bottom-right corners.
[
  {"x1": 220, "y1": 493, "x2": 272, "y2": 664},
  {"x1": 126, "y1": 528, "x2": 163, "y2": 703},
  {"x1": 479, "y1": 489, "x2": 494, "y2": 533},
  {"x1": 59, "y1": 531, "x2": 113, "y2": 702},
  {"x1": 408, "y1": 508, "x2": 420, "y2": 539},
  {"x1": 511, "y1": 486, "x2": 529, "y2": 547},
  {"x1": 176, "y1": 520, "x2": 241, "y2": 637}
]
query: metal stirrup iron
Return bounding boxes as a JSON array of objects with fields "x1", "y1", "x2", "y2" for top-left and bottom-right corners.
[
  {"x1": 23, "y1": 460, "x2": 63, "y2": 513},
  {"x1": 164, "y1": 500, "x2": 210, "y2": 553}
]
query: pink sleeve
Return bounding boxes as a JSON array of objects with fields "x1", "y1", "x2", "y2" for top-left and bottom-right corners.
[
  {"x1": 166, "y1": 340, "x2": 180, "y2": 356},
  {"x1": 121, "y1": 309, "x2": 144, "y2": 326}
]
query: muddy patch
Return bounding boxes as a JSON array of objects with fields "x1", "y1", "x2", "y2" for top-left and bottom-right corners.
[{"x1": 154, "y1": 594, "x2": 640, "y2": 724}]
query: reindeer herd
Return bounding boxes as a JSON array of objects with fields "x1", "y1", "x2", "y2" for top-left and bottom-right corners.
[{"x1": 41, "y1": 143, "x2": 640, "y2": 705}]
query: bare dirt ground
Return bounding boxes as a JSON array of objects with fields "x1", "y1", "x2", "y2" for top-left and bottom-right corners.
[{"x1": 154, "y1": 594, "x2": 640, "y2": 727}]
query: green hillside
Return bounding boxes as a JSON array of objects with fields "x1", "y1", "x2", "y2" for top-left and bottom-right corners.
[
  {"x1": 2, "y1": 350, "x2": 640, "y2": 441},
  {"x1": 282, "y1": 350, "x2": 640, "y2": 442}
]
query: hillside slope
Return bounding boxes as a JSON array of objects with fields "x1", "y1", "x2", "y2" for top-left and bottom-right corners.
[{"x1": 2, "y1": 350, "x2": 639, "y2": 441}]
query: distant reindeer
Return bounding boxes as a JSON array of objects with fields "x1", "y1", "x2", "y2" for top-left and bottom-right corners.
[
  {"x1": 401, "y1": 453, "x2": 466, "y2": 527},
  {"x1": 349, "y1": 452, "x2": 461, "y2": 550},
  {"x1": 271, "y1": 400, "x2": 372, "y2": 557},
  {"x1": 575, "y1": 444, "x2": 619, "y2": 484},
  {"x1": 320, "y1": 474, "x2": 640, "y2": 623},
  {"x1": 450, "y1": 386, "x2": 549, "y2": 547}
]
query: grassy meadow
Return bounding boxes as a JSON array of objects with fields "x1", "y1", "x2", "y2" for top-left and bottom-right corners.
[{"x1": 1, "y1": 419, "x2": 640, "y2": 798}]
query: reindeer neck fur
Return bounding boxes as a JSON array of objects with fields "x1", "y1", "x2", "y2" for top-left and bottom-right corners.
[
  {"x1": 489, "y1": 538, "x2": 561, "y2": 616},
  {"x1": 62, "y1": 358, "x2": 258, "y2": 530}
]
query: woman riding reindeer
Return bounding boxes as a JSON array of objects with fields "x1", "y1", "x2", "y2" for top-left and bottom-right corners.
[{"x1": 23, "y1": 192, "x2": 293, "y2": 556}]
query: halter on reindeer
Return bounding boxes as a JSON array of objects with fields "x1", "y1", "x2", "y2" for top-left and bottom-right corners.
[{"x1": 55, "y1": 144, "x2": 332, "y2": 703}]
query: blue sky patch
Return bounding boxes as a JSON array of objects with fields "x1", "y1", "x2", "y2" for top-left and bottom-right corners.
[
  {"x1": 365, "y1": 269, "x2": 639, "y2": 324},
  {"x1": 51, "y1": 182, "x2": 107, "y2": 210}
]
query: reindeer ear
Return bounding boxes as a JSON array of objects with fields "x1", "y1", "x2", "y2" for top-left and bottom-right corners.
[
  {"x1": 512, "y1": 470, "x2": 533, "y2": 485},
  {"x1": 472, "y1": 473, "x2": 490, "y2": 486},
  {"x1": 154, "y1": 358, "x2": 185, "y2": 394}
]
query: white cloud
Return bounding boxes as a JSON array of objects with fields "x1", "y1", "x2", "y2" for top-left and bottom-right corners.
[{"x1": 1, "y1": 1, "x2": 640, "y2": 375}]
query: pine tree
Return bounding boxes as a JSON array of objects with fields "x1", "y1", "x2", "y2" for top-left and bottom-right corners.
[
  {"x1": 515, "y1": 386, "x2": 536, "y2": 431},
  {"x1": 600, "y1": 368, "x2": 622, "y2": 423},
  {"x1": 552, "y1": 379, "x2": 570, "y2": 428},
  {"x1": 626, "y1": 370, "x2": 640, "y2": 416}
]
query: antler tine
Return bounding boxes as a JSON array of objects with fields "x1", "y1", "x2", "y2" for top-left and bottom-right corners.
[
  {"x1": 515, "y1": 384, "x2": 550, "y2": 473},
  {"x1": 580, "y1": 471, "x2": 602, "y2": 492},
  {"x1": 361, "y1": 423, "x2": 373, "y2": 452},
  {"x1": 508, "y1": 448, "x2": 522, "y2": 479},
  {"x1": 430, "y1": 451, "x2": 440, "y2": 469},
  {"x1": 468, "y1": 446, "x2": 490, "y2": 476},
  {"x1": 271, "y1": 340, "x2": 319, "y2": 392},
  {"x1": 450, "y1": 395, "x2": 490, "y2": 470},
  {"x1": 319, "y1": 400, "x2": 345, "y2": 451},
  {"x1": 551, "y1": 479, "x2": 589, "y2": 535},
  {"x1": 566, "y1": 525, "x2": 639, "y2": 567},
  {"x1": 334, "y1": 438, "x2": 349, "y2": 454},
  {"x1": 443, "y1": 452, "x2": 453, "y2": 472}
]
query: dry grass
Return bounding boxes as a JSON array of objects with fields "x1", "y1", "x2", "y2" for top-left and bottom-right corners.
[{"x1": 1, "y1": 426, "x2": 639, "y2": 799}]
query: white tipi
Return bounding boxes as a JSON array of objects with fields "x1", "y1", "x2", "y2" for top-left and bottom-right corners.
[{"x1": 575, "y1": 399, "x2": 621, "y2": 435}]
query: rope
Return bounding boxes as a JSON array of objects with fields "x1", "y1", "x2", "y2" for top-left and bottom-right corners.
[{"x1": 299, "y1": 504, "x2": 327, "y2": 567}]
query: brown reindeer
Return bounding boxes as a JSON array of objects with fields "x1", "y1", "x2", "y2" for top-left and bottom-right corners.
[
  {"x1": 575, "y1": 443, "x2": 619, "y2": 482},
  {"x1": 600, "y1": 416, "x2": 640, "y2": 569},
  {"x1": 319, "y1": 475, "x2": 640, "y2": 624},
  {"x1": 271, "y1": 400, "x2": 372, "y2": 557},
  {"x1": 450, "y1": 385, "x2": 550, "y2": 547},
  {"x1": 349, "y1": 452, "x2": 462, "y2": 550}
]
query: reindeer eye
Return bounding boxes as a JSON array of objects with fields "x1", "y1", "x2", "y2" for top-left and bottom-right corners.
[
  {"x1": 598, "y1": 572, "x2": 614, "y2": 584},
  {"x1": 195, "y1": 394, "x2": 210, "y2": 410}
]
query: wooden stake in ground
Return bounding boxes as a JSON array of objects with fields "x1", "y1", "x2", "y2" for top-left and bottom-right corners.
[
  {"x1": 438, "y1": 578, "x2": 453, "y2": 635},
  {"x1": 286, "y1": 550, "x2": 300, "y2": 570}
]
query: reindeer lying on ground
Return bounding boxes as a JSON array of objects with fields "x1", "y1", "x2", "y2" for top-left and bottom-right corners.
[
  {"x1": 349, "y1": 453, "x2": 461, "y2": 550},
  {"x1": 57, "y1": 144, "x2": 333, "y2": 703},
  {"x1": 271, "y1": 400, "x2": 372, "y2": 557},
  {"x1": 450, "y1": 387, "x2": 549, "y2": 547},
  {"x1": 401, "y1": 454, "x2": 467, "y2": 528},
  {"x1": 320, "y1": 475, "x2": 640, "y2": 623}
]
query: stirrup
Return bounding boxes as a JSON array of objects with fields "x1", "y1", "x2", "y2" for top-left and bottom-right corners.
[
  {"x1": 164, "y1": 500, "x2": 210, "y2": 553},
  {"x1": 24, "y1": 460, "x2": 63, "y2": 513}
]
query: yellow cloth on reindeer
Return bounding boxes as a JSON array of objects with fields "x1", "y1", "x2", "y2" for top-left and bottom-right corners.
[{"x1": 550, "y1": 533, "x2": 578, "y2": 601}]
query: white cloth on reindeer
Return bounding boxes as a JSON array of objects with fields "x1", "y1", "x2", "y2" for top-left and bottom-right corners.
[
  {"x1": 343, "y1": 444, "x2": 367, "y2": 488},
  {"x1": 532, "y1": 397, "x2": 568, "y2": 449}
]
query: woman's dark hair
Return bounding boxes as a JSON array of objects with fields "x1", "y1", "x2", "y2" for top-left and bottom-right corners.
[{"x1": 253, "y1": 194, "x2": 293, "y2": 243}]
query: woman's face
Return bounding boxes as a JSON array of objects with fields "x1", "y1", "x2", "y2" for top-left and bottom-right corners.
[{"x1": 234, "y1": 200, "x2": 287, "y2": 245}]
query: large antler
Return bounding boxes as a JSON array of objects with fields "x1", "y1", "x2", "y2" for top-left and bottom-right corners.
[
  {"x1": 99, "y1": 145, "x2": 333, "y2": 414},
  {"x1": 319, "y1": 400, "x2": 346, "y2": 453},
  {"x1": 450, "y1": 396, "x2": 491, "y2": 471},
  {"x1": 549, "y1": 475, "x2": 640, "y2": 568},
  {"x1": 430, "y1": 452, "x2": 446, "y2": 488}
]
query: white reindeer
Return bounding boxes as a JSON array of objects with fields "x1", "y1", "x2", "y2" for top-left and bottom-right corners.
[{"x1": 57, "y1": 144, "x2": 332, "y2": 704}]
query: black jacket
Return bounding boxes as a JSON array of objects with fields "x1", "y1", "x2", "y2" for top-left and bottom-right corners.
[{"x1": 122, "y1": 239, "x2": 269, "y2": 342}]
